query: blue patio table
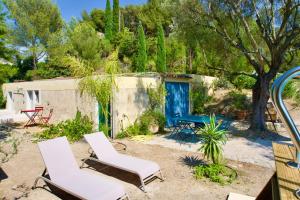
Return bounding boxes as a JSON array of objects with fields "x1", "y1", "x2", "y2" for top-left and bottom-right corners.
[{"x1": 171, "y1": 115, "x2": 230, "y2": 139}]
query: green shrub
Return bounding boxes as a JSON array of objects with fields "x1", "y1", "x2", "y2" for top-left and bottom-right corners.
[
  {"x1": 39, "y1": 111, "x2": 93, "y2": 142},
  {"x1": 212, "y1": 77, "x2": 232, "y2": 90},
  {"x1": 191, "y1": 80, "x2": 213, "y2": 114},
  {"x1": 194, "y1": 163, "x2": 237, "y2": 185},
  {"x1": 117, "y1": 121, "x2": 141, "y2": 139},
  {"x1": 198, "y1": 115, "x2": 227, "y2": 164},
  {"x1": 147, "y1": 83, "x2": 166, "y2": 111},
  {"x1": 25, "y1": 63, "x2": 71, "y2": 80},
  {"x1": 283, "y1": 80, "x2": 300, "y2": 104},
  {"x1": 232, "y1": 75, "x2": 256, "y2": 90},
  {"x1": 228, "y1": 90, "x2": 251, "y2": 111},
  {"x1": 117, "y1": 110, "x2": 166, "y2": 139}
]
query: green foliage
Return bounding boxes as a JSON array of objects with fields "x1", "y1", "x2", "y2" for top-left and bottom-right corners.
[
  {"x1": 138, "y1": 0, "x2": 172, "y2": 36},
  {"x1": 141, "y1": 110, "x2": 166, "y2": 132},
  {"x1": 39, "y1": 111, "x2": 93, "y2": 142},
  {"x1": 78, "y1": 50, "x2": 119, "y2": 136},
  {"x1": 232, "y1": 75, "x2": 256, "y2": 90},
  {"x1": 0, "y1": 2, "x2": 13, "y2": 61},
  {"x1": 117, "y1": 121, "x2": 141, "y2": 139},
  {"x1": 135, "y1": 22, "x2": 147, "y2": 72},
  {"x1": 47, "y1": 21, "x2": 104, "y2": 73},
  {"x1": 283, "y1": 80, "x2": 300, "y2": 104},
  {"x1": 0, "y1": 88, "x2": 4, "y2": 108},
  {"x1": 105, "y1": 0, "x2": 113, "y2": 41},
  {"x1": 0, "y1": 64, "x2": 18, "y2": 108},
  {"x1": 156, "y1": 24, "x2": 166, "y2": 72},
  {"x1": 90, "y1": 9, "x2": 105, "y2": 32},
  {"x1": 194, "y1": 163, "x2": 237, "y2": 185},
  {"x1": 25, "y1": 63, "x2": 71, "y2": 80},
  {"x1": 115, "y1": 28, "x2": 136, "y2": 61},
  {"x1": 68, "y1": 22, "x2": 103, "y2": 68},
  {"x1": 198, "y1": 116, "x2": 227, "y2": 164},
  {"x1": 112, "y1": 0, "x2": 119, "y2": 35},
  {"x1": 0, "y1": 64, "x2": 18, "y2": 84},
  {"x1": 146, "y1": 83, "x2": 166, "y2": 111},
  {"x1": 117, "y1": 110, "x2": 165, "y2": 139},
  {"x1": 191, "y1": 80, "x2": 212, "y2": 114},
  {"x1": 81, "y1": 9, "x2": 105, "y2": 33},
  {"x1": 212, "y1": 77, "x2": 232, "y2": 90},
  {"x1": 4, "y1": 0, "x2": 63, "y2": 68},
  {"x1": 165, "y1": 37, "x2": 186, "y2": 73},
  {"x1": 228, "y1": 91, "x2": 251, "y2": 111}
]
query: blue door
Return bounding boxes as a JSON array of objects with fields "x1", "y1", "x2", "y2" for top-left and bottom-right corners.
[{"x1": 165, "y1": 82, "x2": 190, "y2": 127}]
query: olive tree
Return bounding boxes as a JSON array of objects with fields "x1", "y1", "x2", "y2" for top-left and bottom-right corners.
[{"x1": 192, "y1": 0, "x2": 300, "y2": 131}]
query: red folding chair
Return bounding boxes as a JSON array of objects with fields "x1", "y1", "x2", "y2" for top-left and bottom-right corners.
[
  {"x1": 35, "y1": 106, "x2": 44, "y2": 122},
  {"x1": 41, "y1": 109, "x2": 53, "y2": 125}
]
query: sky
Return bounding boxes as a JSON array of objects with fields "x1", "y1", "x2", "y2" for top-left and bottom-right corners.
[{"x1": 54, "y1": 0, "x2": 147, "y2": 22}]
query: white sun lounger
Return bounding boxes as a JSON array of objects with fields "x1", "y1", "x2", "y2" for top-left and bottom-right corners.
[
  {"x1": 82, "y1": 132, "x2": 164, "y2": 192},
  {"x1": 227, "y1": 193, "x2": 255, "y2": 200},
  {"x1": 33, "y1": 136, "x2": 129, "y2": 200}
]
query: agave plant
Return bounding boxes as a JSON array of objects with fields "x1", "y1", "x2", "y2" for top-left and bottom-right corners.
[{"x1": 198, "y1": 115, "x2": 228, "y2": 164}]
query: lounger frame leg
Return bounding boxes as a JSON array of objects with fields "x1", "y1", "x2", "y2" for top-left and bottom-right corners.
[
  {"x1": 159, "y1": 170, "x2": 165, "y2": 181},
  {"x1": 139, "y1": 178, "x2": 147, "y2": 193},
  {"x1": 120, "y1": 194, "x2": 131, "y2": 200}
]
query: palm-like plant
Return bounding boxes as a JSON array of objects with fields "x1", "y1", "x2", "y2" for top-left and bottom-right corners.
[{"x1": 198, "y1": 115, "x2": 227, "y2": 164}]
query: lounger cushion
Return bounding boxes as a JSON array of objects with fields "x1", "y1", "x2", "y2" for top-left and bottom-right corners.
[
  {"x1": 100, "y1": 154, "x2": 160, "y2": 180},
  {"x1": 84, "y1": 132, "x2": 161, "y2": 180},
  {"x1": 38, "y1": 137, "x2": 126, "y2": 200},
  {"x1": 227, "y1": 193, "x2": 255, "y2": 200},
  {"x1": 54, "y1": 170, "x2": 126, "y2": 200}
]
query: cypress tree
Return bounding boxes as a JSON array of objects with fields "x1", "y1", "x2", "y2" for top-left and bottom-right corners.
[
  {"x1": 156, "y1": 24, "x2": 166, "y2": 72},
  {"x1": 112, "y1": 0, "x2": 119, "y2": 35},
  {"x1": 120, "y1": 12, "x2": 125, "y2": 32},
  {"x1": 136, "y1": 22, "x2": 147, "y2": 72},
  {"x1": 105, "y1": 0, "x2": 113, "y2": 41}
]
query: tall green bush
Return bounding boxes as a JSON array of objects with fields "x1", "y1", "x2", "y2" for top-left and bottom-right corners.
[
  {"x1": 156, "y1": 24, "x2": 166, "y2": 72},
  {"x1": 105, "y1": 0, "x2": 113, "y2": 41},
  {"x1": 112, "y1": 0, "x2": 119, "y2": 35},
  {"x1": 135, "y1": 22, "x2": 147, "y2": 72}
]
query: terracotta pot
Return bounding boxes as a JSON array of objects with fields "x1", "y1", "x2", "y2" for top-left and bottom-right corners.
[{"x1": 235, "y1": 110, "x2": 248, "y2": 120}]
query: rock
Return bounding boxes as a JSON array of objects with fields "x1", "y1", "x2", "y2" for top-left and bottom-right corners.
[{"x1": 11, "y1": 185, "x2": 18, "y2": 190}]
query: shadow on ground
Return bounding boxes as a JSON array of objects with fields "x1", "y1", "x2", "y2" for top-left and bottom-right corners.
[
  {"x1": 83, "y1": 159, "x2": 142, "y2": 188},
  {"x1": 0, "y1": 167, "x2": 8, "y2": 181},
  {"x1": 179, "y1": 155, "x2": 205, "y2": 168}
]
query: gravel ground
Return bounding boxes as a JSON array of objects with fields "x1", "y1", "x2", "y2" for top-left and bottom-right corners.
[{"x1": 0, "y1": 131, "x2": 274, "y2": 200}]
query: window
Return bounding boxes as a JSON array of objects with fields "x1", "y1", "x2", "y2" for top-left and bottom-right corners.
[
  {"x1": 26, "y1": 90, "x2": 40, "y2": 109},
  {"x1": 34, "y1": 90, "x2": 40, "y2": 104},
  {"x1": 7, "y1": 91, "x2": 13, "y2": 111}
]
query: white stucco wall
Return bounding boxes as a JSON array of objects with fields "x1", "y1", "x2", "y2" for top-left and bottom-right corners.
[
  {"x1": 2, "y1": 74, "x2": 217, "y2": 137},
  {"x1": 111, "y1": 76, "x2": 162, "y2": 137}
]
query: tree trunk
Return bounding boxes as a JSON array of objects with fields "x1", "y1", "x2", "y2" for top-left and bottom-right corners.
[
  {"x1": 32, "y1": 56, "x2": 37, "y2": 70},
  {"x1": 249, "y1": 75, "x2": 271, "y2": 132},
  {"x1": 188, "y1": 48, "x2": 193, "y2": 73}
]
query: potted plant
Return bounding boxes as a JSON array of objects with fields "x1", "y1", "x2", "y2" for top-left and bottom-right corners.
[{"x1": 230, "y1": 91, "x2": 251, "y2": 120}]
